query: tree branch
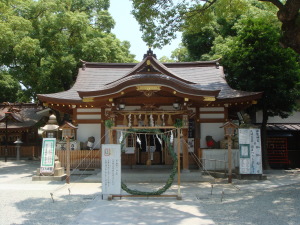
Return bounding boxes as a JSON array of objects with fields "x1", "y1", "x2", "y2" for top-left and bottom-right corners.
[
  {"x1": 259, "y1": 0, "x2": 284, "y2": 9},
  {"x1": 183, "y1": 0, "x2": 218, "y2": 19},
  {"x1": 200, "y1": 0, "x2": 218, "y2": 11}
]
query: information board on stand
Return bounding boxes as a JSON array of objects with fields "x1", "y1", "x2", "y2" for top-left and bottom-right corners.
[
  {"x1": 40, "y1": 138, "x2": 56, "y2": 174},
  {"x1": 102, "y1": 144, "x2": 121, "y2": 199},
  {"x1": 239, "y1": 129, "x2": 263, "y2": 174}
]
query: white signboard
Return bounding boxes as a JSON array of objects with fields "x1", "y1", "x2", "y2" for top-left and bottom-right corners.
[
  {"x1": 173, "y1": 138, "x2": 194, "y2": 154},
  {"x1": 239, "y1": 129, "x2": 263, "y2": 174},
  {"x1": 102, "y1": 144, "x2": 121, "y2": 198},
  {"x1": 40, "y1": 138, "x2": 56, "y2": 173}
]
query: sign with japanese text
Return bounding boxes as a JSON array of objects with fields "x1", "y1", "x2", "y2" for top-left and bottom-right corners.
[
  {"x1": 102, "y1": 144, "x2": 121, "y2": 198},
  {"x1": 40, "y1": 138, "x2": 56, "y2": 174},
  {"x1": 239, "y1": 129, "x2": 263, "y2": 174}
]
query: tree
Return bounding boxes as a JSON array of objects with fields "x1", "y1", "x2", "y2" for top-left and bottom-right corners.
[
  {"x1": 0, "y1": 72, "x2": 23, "y2": 103},
  {"x1": 182, "y1": 17, "x2": 238, "y2": 61},
  {"x1": 181, "y1": 0, "x2": 276, "y2": 61},
  {"x1": 131, "y1": 0, "x2": 300, "y2": 54},
  {"x1": 222, "y1": 17, "x2": 300, "y2": 168},
  {"x1": 0, "y1": 0, "x2": 135, "y2": 101}
]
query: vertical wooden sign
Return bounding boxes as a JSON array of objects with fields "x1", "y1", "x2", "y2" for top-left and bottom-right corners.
[{"x1": 102, "y1": 144, "x2": 121, "y2": 199}]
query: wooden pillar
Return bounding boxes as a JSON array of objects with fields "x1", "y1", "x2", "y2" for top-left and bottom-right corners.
[
  {"x1": 66, "y1": 136, "x2": 70, "y2": 184},
  {"x1": 224, "y1": 105, "x2": 229, "y2": 121},
  {"x1": 177, "y1": 128, "x2": 181, "y2": 197},
  {"x1": 195, "y1": 107, "x2": 200, "y2": 153},
  {"x1": 109, "y1": 129, "x2": 113, "y2": 144},
  {"x1": 101, "y1": 108, "x2": 106, "y2": 144},
  {"x1": 182, "y1": 128, "x2": 189, "y2": 171},
  {"x1": 72, "y1": 108, "x2": 77, "y2": 123},
  {"x1": 228, "y1": 135, "x2": 232, "y2": 183}
]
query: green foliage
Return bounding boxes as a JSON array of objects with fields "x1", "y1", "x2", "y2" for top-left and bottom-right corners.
[
  {"x1": 158, "y1": 56, "x2": 174, "y2": 63},
  {"x1": 131, "y1": 0, "x2": 251, "y2": 48},
  {"x1": 104, "y1": 119, "x2": 114, "y2": 129},
  {"x1": 0, "y1": 0, "x2": 135, "y2": 102},
  {"x1": 170, "y1": 44, "x2": 191, "y2": 62},
  {"x1": 131, "y1": 0, "x2": 190, "y2": 48},
  {"x1": 222, "y1": 17, "x2": 300, "y2": 119},
  {"x1": 182, "y1": 27, "x2": 217, "y2": 61},
  {"x1": 174, "y1": 118, "x2": 183, "y2": 128},
  {"x1": 0, "y1": 72, "x2": 22, "y2": 103},
  {"x1": 131, "y1": 0, "x2": 279, "y2": 56},
  {"x1": 182, "y1": 0, "x2": 278, "y2": 60}
]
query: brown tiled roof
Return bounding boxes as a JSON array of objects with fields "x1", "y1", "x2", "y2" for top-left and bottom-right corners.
[
  {"x1": 0, "y1": 104, "x2": 45, "y2": 130},
  {"x1": 266, "y1": 124, "x2": 300, "y2": 131},
  {"x1": 37, "y1": 58, "x2": 261, "y2": 103}
]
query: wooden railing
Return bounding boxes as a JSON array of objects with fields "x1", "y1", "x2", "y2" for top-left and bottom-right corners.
[
  {"x1": 56, "y1": 150, "x2": 101, "y2": 169},
  {"x1": 0, "y1": 145, "x2": 42, "y2": 158}
]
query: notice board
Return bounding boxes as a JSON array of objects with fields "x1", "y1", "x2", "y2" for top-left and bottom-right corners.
[
  {"x1": 102, "y1": 144, "x2": 121, "y2": 198},
  {"x1": 239, "y1": 129, "x2": 263, "y2": 174},
  {"x1": 40, "y1": 138, "x2": 56, "y2": 173}
]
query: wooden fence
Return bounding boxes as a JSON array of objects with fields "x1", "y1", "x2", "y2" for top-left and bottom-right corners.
[
  {"x1": 0, "y1": 145, "x2": 41, "y2": 159},
  {"x1": 56, "y1": 150, "x2": 101, "y2": 169},
  {"x1": 0, "y1": 145, "x2": 101, "y2": 169}
]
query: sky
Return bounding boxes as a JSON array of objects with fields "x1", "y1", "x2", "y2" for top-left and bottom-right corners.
[{"x1": 109, "y1": 0, "x2": 182, "y2": 61}]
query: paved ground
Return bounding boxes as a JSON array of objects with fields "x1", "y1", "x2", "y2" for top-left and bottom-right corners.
[{"x1": 1, "y1": 160, "x2": 300, "y2": 225}]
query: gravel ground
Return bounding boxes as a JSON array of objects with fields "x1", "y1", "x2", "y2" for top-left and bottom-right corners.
[
  {"x1": 1, "y1": 160, "x2": 300, "y2": 225},
  {"x1": 192, "y1": 181, "x2": 300, "y2": 225},
  {"x1": 0, "y1": 160, "x2": 101, "y2": 225},
  {"x1": 72, "y1": 170, "x2": 300, "y2": 225}
]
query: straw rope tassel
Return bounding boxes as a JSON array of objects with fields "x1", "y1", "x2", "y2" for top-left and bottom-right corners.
[
  {"x1": 156, "y1": 114, "x2": 162, "y2": 126},
  {"x1": 123, "y1": 114, "x2": 128, "y2": 126},
  {"x1": 144, "y1": 114, "x2": 148, "y2": 126},
  {"x1": 133, "y1": 114, "x2": 138, "y2": 126},
  {"x1": 167, "y1": 114, "x2": 173, "y2": 125}
]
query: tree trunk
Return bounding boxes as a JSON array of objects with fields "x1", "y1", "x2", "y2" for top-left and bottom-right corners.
[
  {"x1": 261, "y1": 106, "x2": 270, "y2": 169},
  {"x1": 266, "y1": 0, "x2": 300, "y2": 54}
]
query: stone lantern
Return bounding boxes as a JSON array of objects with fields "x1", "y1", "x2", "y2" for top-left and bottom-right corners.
[
  {"x1": 14, "y1": 138, "x2": 23, "y2": 161},
  {"x1": 41, "y1": 114, "x2": 59, "y2": 138}
]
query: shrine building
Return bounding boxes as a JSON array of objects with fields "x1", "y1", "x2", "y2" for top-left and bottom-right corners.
[{"x1": 37, "y1": 49, "x2": 262, "y2": 170}]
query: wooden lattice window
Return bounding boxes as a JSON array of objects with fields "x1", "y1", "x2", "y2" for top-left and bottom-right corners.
[
  {"x1": 127, "y1": 134, "x2": 134, "y2": 147},
  {"x1": 267, "y1": 138, "x2": 289, "y2": 164}
]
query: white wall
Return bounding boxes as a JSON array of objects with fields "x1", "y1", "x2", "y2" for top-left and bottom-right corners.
[
  {"x1": 256, "y1": 110, "x2": 300, "y2": 123},
  {"x1": 77, "y1": 124, "x2": 101, "y2": 149},
  {"x1": 200, "y1": 123, "x2": 224, "y2": 148}
]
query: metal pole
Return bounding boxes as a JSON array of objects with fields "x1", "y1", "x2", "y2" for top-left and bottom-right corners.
[{"x1": 228, "y1": 135, "x2": 232, "y2": 183}]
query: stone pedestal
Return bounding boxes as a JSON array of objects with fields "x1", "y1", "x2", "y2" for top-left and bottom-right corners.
[{"x1": 32, "y1": 156, "x2": 67, "y2": 181}]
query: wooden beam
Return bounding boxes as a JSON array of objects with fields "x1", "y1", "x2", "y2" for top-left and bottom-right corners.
[
  {"x1": 101, "y1": 108, "x2": 105, "y2": 144},
  {"x1": 182, "y1": 128, "x2": 189, "y2": 171},
  {"x1": 110, "y1": 126, "x2": 176, "y2": 130}
]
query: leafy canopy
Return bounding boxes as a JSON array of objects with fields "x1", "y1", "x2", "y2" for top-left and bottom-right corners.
[
  {"x1": 0, "y1": 72, "x2": 22, "y2": 103},
  {"x1": 181, "y1": 0, "x2": 278, "y2": 61},
  {"x1": 0, "y1": 0, "x2": 135, "y2": 102},
  {"x1": 222, "y1": 17, "x2": 300, "y2": 119}
]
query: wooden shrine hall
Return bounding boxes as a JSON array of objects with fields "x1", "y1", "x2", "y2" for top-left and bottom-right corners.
[{"x1": 37, "y1": 49, "x2": 262, "y2": 171}]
